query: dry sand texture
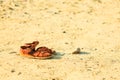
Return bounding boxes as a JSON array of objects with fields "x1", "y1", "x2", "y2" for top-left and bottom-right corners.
[{"x1": 0, "y1": 0, "x2": 120, "y2": 80}]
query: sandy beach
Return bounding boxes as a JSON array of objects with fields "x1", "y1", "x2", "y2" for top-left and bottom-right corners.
[{"x1": 0, "y1": 0, "x2": 120, "y2": 80}]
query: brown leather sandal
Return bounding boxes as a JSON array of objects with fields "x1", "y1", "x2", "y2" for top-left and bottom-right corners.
[{"x1": 20, "y1": 41, "x2": 55, "y2": 59}]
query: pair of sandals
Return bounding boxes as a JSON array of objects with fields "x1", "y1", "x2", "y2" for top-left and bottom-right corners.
[{"x1": 20, "y1": 41, "x2": 55, "y2": 59}]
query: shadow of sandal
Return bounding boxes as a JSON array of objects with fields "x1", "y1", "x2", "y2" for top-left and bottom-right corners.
[{"x1": 51, "y1": 52, "x2": 65, "y2": 59}]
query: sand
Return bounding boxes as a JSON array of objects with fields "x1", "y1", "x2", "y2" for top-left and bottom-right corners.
[{"x1": 0, "y1": 0, "x2": 120, "y2": 80}]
